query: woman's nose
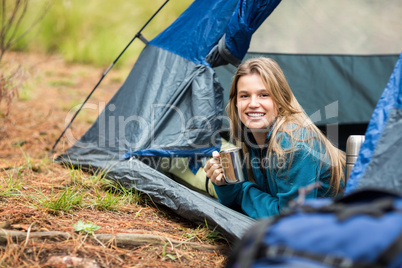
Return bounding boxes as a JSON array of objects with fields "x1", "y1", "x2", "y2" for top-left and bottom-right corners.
[{"x1": 249, "y1": 95, "x2": 260, "y2": 107}]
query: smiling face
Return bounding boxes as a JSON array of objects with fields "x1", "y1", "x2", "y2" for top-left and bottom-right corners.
[{"x1": 236, "y1": 73, "x2": 278, "y2": 142}]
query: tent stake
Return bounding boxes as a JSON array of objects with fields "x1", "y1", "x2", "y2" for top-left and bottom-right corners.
[{"x1": 49, "y1": 0, "x2": 170, "y2": 155}]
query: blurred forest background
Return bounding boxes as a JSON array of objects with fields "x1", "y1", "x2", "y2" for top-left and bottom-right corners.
[
  {"x1": 6, "y1": 0, "x2": 192, "y2": 68},
  {"x1": 7, "y1": 0, "x2": 402, "y2": 69}
]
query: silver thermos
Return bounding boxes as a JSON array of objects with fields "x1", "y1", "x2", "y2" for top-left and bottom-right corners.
[{"x1": 346, "y1": 135, "x2": 365, "y2": 180}]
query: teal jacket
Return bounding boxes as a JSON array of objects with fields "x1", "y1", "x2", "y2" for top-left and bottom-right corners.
[{"x1": 214, "y1": 126, "x2": 338, "y2": 219}]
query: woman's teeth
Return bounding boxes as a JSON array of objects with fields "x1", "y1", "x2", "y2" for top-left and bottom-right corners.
[{"x1": 248, "y1": 113, "x2": 264, "y2": 117}]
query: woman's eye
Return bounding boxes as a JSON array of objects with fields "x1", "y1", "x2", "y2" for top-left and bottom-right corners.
[
  {"x1": 261, "y1": 94, "x2": 269, "y2": 97},
  {"x1": 239, "y1": 95, "x2": 248, "y2": 98}
]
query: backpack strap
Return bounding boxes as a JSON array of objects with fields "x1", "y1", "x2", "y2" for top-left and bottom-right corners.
[
  {"x1": 336, "y1": 198, "x2": 394, "y2": 221},
  {"x1": 257, "y1": 243, "x2": 356, "y2": 268},
  {"x1": 255, "y1": 242, "x2": 389, "y2": 268},
  {"x1": 301, "y1": 197, "x2": 395, "y2": 221},
  {"x1": 225, "y1": 219, "x2": 273, "y2": 268}
]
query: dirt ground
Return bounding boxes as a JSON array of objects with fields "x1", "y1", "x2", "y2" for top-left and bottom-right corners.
[{"x1": 0, "y1": 52, "x2": 230, "y2": 267}]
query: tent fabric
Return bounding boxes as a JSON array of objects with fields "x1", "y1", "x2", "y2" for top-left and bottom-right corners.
[
  {"x1": 215, "y1": 53, "x2": 399, "y2": 126},
  {"x1": 345, "y1": 52, "x2": 402, "y2": 195},
  {"x1": 215, "y1": 53, "x2": 399, "y2": 150},
  {"x1": 57, "y1": 0, "x2": 402, "y2": 242},
  {"x1": 57, "y1": 152, "x2": 255, "y2": 242},
  {"x1": 63, "y1": 45, "x2": 224, "y2": 159},
  {"x1": 150, "y1": 0, "x2": 238, "y2": 66},
  {"x1": 122, "y1": 146, "x2": 219, "y2": 174},
  {"x1": 151, "y1": 0, "x2": 281, "y2": 67},
  {"x1": 58, "y1": 0, "x2": 281, "y2": 240},
  {"x1": 223, "y1": 0, "x2": 281, "y2": 61}
]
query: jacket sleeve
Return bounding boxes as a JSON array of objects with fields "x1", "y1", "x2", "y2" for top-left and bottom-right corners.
[
  {"x1": 214, "y1": 180, "x2": 280, "y2": 219},
  {"x1": 215, "y1": 141, "x2": 328, "y2": 219}
]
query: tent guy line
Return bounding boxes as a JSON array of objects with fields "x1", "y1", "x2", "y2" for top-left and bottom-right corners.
[{"x1": 49, "y1": 0, "x2": 171, "y2": 155}]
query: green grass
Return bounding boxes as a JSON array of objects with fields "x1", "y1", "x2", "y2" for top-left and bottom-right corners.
[
  {"x1": 47, "y1": 78, "x2": 77, "y2": 87},
  {"x1": 63, "y1": 161, "x2": 142, "y2": 210},
  {"x1": 0, "y1": 168, "x2": 23, "y2": 197},
  {"x1": 66, "y1": 162, "x2": 110, "y2": 189},
  {"x1": 18, "y1": 84, "x2": 34, "y2": 101},
  {"x1": 103, "y1": 179, "x2": 143, "y2": 205},
  {"x1": 12, "y1": 0, "x2": 192, "y2": 67},
  {"x1": 90, "y1": 179, "x2": 142, "y2": 211},
  {"x1": 180, "y1": 219, "x2": 228, "y2": 244},
  {"x1": 36, "y1": 185, "x2": 84, "y2": 214},
  {"x1": 92, "y1": 187, "x2": 122, "y2": 211},
  {"x1": 0, "y1": 148, "x2": 51, "y2": 198},
  {"x1": 58, "y1": 99, "x2": 82, "y2": 112},
  {"x1": 18, "y1": 159, "x2": 144, "y2": 215},
  {"x1": 204, "y1": 219, "x2": 227, "y2": 243}
]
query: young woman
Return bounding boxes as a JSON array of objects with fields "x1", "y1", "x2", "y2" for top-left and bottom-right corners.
[{"x1": 204, "y1": 57, "x2": 345, "y2": 219}]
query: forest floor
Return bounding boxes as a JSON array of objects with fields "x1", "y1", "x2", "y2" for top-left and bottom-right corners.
[{"x1": 0, "y1": 52, "x2": 230, "y2": 267}]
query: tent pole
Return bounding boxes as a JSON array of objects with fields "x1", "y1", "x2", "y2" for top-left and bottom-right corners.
[{"x1": 49, "y1": 0, "x2": 170, "y2": 155}]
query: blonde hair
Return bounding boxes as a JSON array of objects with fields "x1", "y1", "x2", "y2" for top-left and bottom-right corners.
[{"x1": 227, "y1": 57, "x2": 345, "y2": 195}]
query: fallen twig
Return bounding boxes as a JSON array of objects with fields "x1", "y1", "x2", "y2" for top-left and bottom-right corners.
[
  {"x1": 0, "y1": 229, "x2": 71, "y2": 245},
  {"x1": 96, "y1": 233, "x2": 227, "y2": 252},
  {"x1": 0, "y1": 230, "x2": 228, "y2": 253}
]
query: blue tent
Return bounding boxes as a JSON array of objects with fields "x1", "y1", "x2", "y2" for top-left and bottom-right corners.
[
  {"x1": 58, "y1": 0, "x2": 281, "y2": 241},
  {"x1": 57, "y1": 0, "x2": 401, "y2": 241},
  {"x1": 346, "y1": 51, "x2": 402, "y2": 195}
]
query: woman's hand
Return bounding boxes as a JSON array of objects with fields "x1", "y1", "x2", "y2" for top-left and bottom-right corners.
[{"x1": 204, "y1": 151, "x2": 226, "y2": 186}]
